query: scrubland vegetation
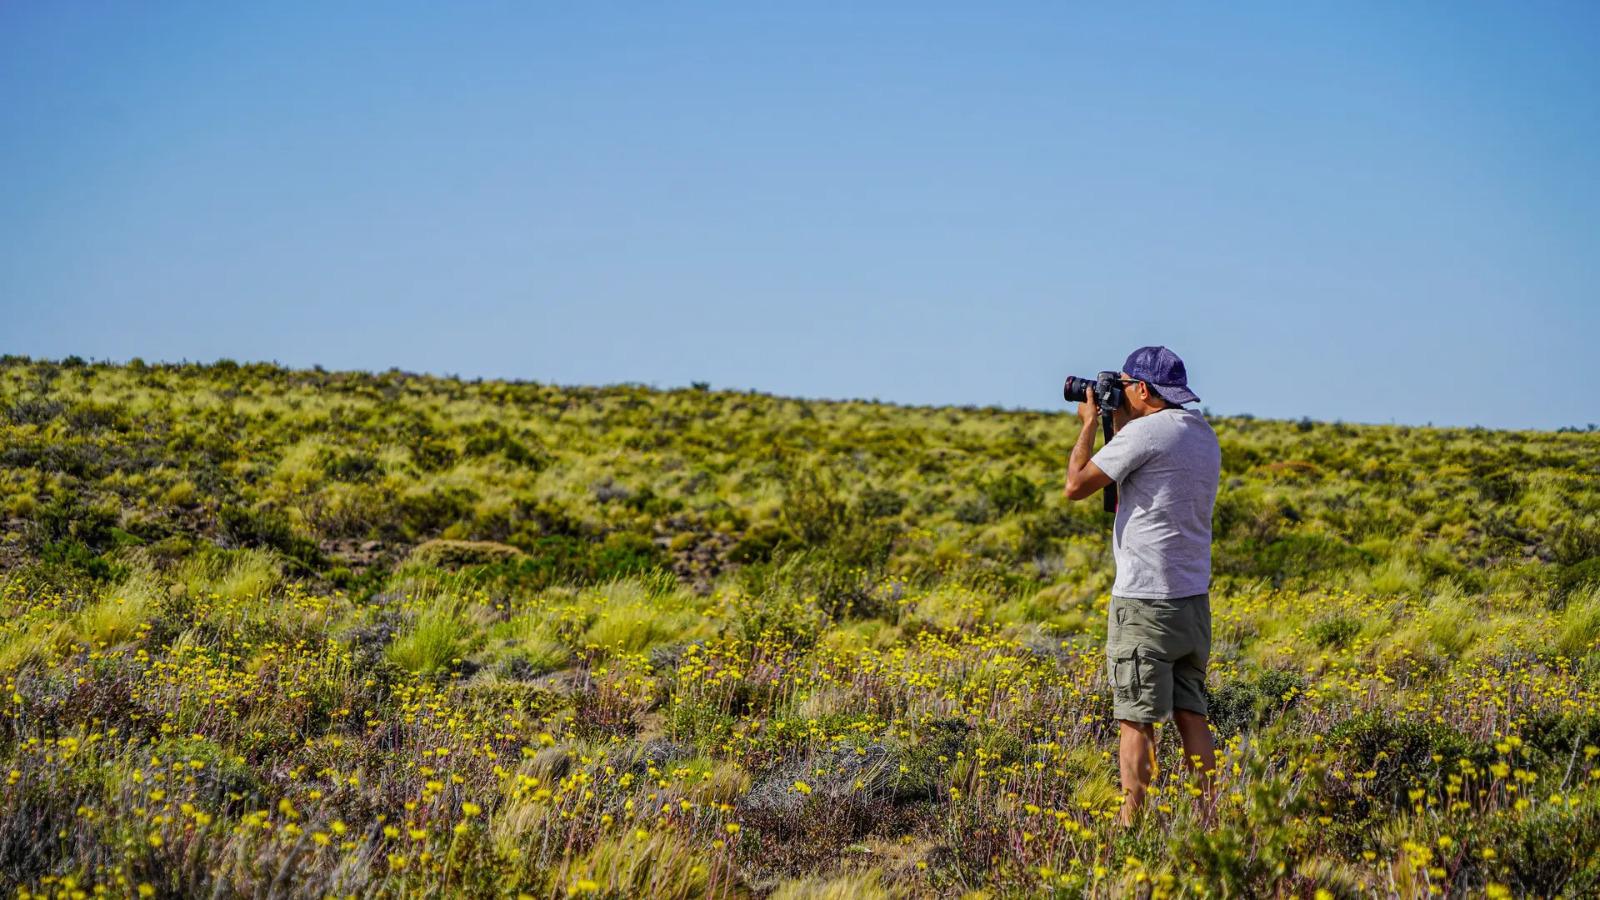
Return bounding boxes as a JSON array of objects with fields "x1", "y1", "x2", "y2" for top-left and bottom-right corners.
[{"x1": 1, "y1": 355, "x2": 1597, "y2": 898}]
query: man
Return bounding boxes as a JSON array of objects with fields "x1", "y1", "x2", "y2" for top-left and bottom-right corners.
[{"x1": 1062, "y1": 346, "x2": 1221, "y2": 824}]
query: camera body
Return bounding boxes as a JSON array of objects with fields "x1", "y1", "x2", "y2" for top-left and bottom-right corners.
[{"x1": 1062, "y1": 371, "x2": 1126, "y2": 414}]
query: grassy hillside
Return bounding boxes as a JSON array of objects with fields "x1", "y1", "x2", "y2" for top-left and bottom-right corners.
[{"x1": 1, "y1": 356, "x2": 1597, "y2": 898}]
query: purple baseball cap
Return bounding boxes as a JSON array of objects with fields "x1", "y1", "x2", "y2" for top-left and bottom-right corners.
[{"x1": 1123, "y1": 345, "x2": 1200, "y2": 406}]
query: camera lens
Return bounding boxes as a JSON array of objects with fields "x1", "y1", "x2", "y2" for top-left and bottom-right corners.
[{"x1": 1063, "y1": 375, "x2": 1091, "y2": 403}]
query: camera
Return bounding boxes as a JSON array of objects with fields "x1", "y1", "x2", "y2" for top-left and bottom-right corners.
[
  {"x1": 1062, "y1": 371, "x2": 1126, "y2": 414},
  {"x1": 1062, "y1": 370, "x2": 1124, "y2": 513}
]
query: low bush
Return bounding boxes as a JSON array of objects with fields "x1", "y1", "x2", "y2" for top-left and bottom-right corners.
[{"x1": 1207, "y1": 668, "x2": 1306, "y2": 738}]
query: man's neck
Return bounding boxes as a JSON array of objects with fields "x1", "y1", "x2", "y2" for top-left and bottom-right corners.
[{"x1": 1129, "y1": 404, "x2": 1174, "y2": 422}]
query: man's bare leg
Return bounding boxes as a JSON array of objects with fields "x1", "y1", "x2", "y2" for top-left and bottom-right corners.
[
  {"x1": 1118, "y1": 720, "x2": 1156, "y2": 825},
  {"x1": 1173, "y1": 709, "x2": 1217, "y2": 818}
]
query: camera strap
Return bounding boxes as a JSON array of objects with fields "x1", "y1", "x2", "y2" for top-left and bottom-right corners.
[{"x1": 1100, "y1": 413, "x2": 1117, "y2": 513}]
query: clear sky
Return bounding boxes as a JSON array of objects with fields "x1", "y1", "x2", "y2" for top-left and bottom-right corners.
[{"x1": 3, "y1": 3, "x2": 1596, "y2": 429}]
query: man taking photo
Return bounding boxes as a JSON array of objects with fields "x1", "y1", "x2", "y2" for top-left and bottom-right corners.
[{"x1": 1062, "y1": 346, "x2": 1222, "y2": 824}]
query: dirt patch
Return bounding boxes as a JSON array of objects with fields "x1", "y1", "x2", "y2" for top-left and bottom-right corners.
[
  {"x1": 321, "y1": 538, "x2": 406, "y2": 574},
  {"x1": 653, "y1": 522, "x2": 737, "y2": 594}
]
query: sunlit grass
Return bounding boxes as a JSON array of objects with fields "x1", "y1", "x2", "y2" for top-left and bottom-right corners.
[{"x1": 1, "y1": 358, "x2": 1596, "y2": 897}]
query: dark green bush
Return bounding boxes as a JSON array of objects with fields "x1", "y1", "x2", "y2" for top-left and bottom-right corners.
[
  {"x1": 1307, "y1": 614, "x2": 1362, "y2": 649},
  {"x1": 1474, "y1": 470, "x2": 1521, "y2": 503},
  {"x1": 857, "y1": 487, "x2": 906, "y2": 519},
  {"x1": 466, "y1": 531, "x2": 666, "y2": 592},
  {"x1": 323, "y1": 451, "x2": 378, "y2": 482},
  {"x1": 779, "y1": 467, "x2": 852, "y2": 546},
  {"x1": 64, "y1": 402, "x2": 126, "y2": 433},
  {"x1": 622, "y1": 486, "x2": 685, "y2": 517},
  {"x1": 393, "y1": 487, "x2": 478, "y2": 538},
  {"x1": 1550, "y1": 557, "x2": 1600, "y2": 608},
  {"x1": 736, "y1": 546, "x2": 891, "y2": 622},
  {"x1": 727, "y1": 522, "x2": 794, "y2": 565},
  {"x1": 1552, "y1": 521, "x2": 1600, "y2": 567},
  {"x1": 484, "y1": 535, "x2": 590, "y2": 590},
  {"x1": 1169, "y1": 747, "x2": 1320, "y2": 897},
  {"x1": 409, "y1": 434, "x2": 455, "y2": 471},
  {"x1": 952, "y1": 495, "x2": 994, "y2": 525},
  {"x1": 37, "y1": 538, "x2": 122, "y2": 582},
  {"x1": 980, "y1": 473, "x2": 1041, "y2": 515},
  {"x1": 34, "y1": 495, "x2": 119, "y2": 550},
  {"x1": 1207, "y1": 668, "x2": 1306, "y2": 738},
  {"x1": 1216, "y1": 534, "x2": 1372, "y2": 582},
  {"x1": 1472, "y1": 798, "x2": 1600, "y2": 897},
  {"x1": 1326, "y1": 714, "x2": 1490, "y2": 814},
  {"x1": 461, "y1": 426, "x2": 541, "y2": 466},
  {"x1": 1515, "y1": 711, "x2": 1600, "y2": 767},
  {"x1": 5, "y1": 396, "x2": 64, "y2": 426},
  {"x1": 592, "y1": 532, "x2": 666, "y2": 580},
  {"x1": 218, "y1": 503, "x2": 322, "y2": 570},
  {"x1": 1015, "y1": 505, "x2": 1100, "y2": 560}
]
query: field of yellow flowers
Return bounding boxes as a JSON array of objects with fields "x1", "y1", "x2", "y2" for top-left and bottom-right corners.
[{"x1": 1, "y1": 357, "x2": 1597, "y2": 897}]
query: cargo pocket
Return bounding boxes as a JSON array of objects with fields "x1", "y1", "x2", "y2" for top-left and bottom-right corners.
[{"x1": 1108, "y1": 652, "x2": 1141, "y2": 703}]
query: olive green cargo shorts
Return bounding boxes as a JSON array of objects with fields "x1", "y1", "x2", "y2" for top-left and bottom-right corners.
[{"x1": 1106, "y1": 593, "x2": 1211, "y2": 723}]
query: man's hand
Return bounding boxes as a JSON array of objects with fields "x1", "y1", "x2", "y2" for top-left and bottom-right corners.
[
  {"x1": 1066, "y1": 386, "x2": 1115, "y2": 501},
  {"x1": 1077, "y1": 386, "x2": 1098, "y2": 429}
]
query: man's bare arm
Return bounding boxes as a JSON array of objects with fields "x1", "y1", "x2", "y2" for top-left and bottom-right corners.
[{"x1": 1065, "y1": 390, "x2": 1114, "y2": 501}]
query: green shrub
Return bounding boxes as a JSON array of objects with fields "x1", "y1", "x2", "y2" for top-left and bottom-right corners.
[
  {"x1": 592, "y1": 532, "x2": 666, "y2": 581},
  {"x1": 857, "y1": 486, "x2": 905, "y2": 519},
  {"x1": 1474, "y1": 798, "x2": 1600, "y2": 897},
  {"x1": 1515, "y1": 711, "x2": 1600, "y2": 766},
  {"x1": 322, "y1": 450, "x2": 378, "y2": 481},
  {"x1": 780, "y1": 466, "x2": 853, "y2": 546},
  {"x1": 1326, "y1": 714, "x2": 1489, "y2": 814},
  {"x1": 502, "y1": 534, "x2": 593, "y2": 588},
  {"x1": 1552, "y1": 521, "x2": 1600, "y2": 567},
  {"x1": 38, "y1": 538, "x2": 122, "y2": 582},
  {"x1": 980, "y1": 473, "x2": 1041, "y2": 515},
  {"x1": 460, "y1": 531, "x2": 665, "y2": 592},
  {"x1": 1170, "y1": 746, "x2": 1323, "y2": 897},
  {"x1": 219, "y1": 503, "x2": 322, "y2": 571},
  {"x1": 1306, "y1": 614, "x2": 1362, "y2": 649},
  {"x1": 953, "y1": 494, "x2": 994, "y2": 525},
  {"x1": 462, "y1": 426, "x2": 545, "y2": 469},
  {"x1": 1551, "y1": 558, "x2": 1600, "y2": 609},
  {"x1": 728, "y1": 522, "x2": 793, "y2": 564},
  {"x1": 34, "y1": 494, "x2": 119, "y2": 551},
  {"x1": 1207, "y1": 668, "x2": 1306, "y2": 738},
  {"x1": 393, "y1": 486, "x2": 478, "y2": 538}
]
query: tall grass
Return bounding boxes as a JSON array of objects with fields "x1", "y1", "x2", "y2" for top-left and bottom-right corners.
[
  {"x1": 387, "y1": 589, "x2": 477, "y2": 674},
  {"x1": 1557, "y1": 586, "x2": 1600, "y2": 658}
]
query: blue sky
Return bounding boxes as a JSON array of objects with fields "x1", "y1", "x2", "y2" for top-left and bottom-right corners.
[{"x1": 3, "y1": 2, "x2": 1596, "y2": 429}]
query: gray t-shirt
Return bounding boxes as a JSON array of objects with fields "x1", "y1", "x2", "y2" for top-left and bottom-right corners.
[{"x1": 1090, "y1": 407, "x2": 1221, "y2": 599}]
